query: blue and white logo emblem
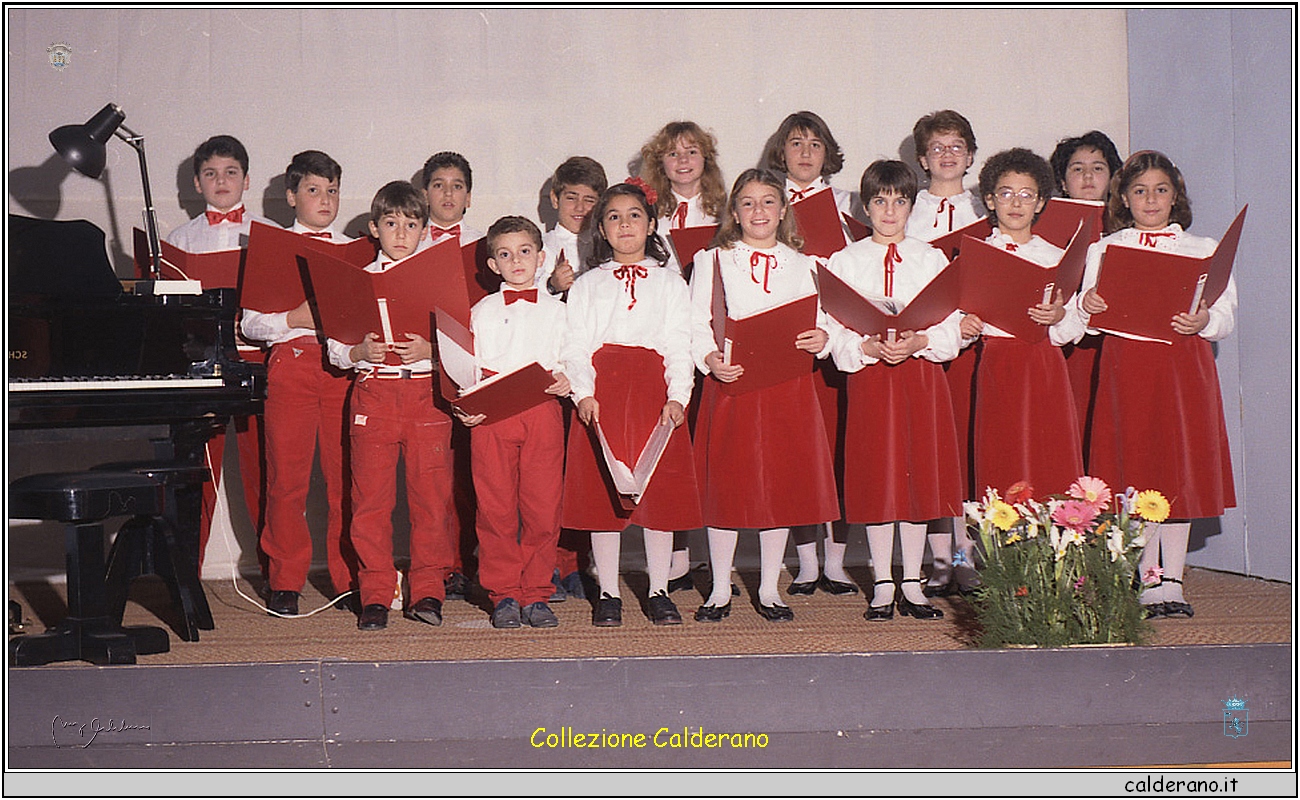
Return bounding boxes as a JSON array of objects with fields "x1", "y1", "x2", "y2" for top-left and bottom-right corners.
[
  {"x1": 1222, "y1": 696, "x2": 1248, "y2": 739},
  {"x1": 47, "y1": 43, "x2": 71, "y2": 70}
]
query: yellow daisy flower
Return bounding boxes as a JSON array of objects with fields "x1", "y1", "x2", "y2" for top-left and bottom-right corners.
[
  {"x1": 989, "y1": 500, "x2": 1019, "y2": 531},
  {"x1": 1134, "y1": 490, "x2": 1170, "y2": 523}
]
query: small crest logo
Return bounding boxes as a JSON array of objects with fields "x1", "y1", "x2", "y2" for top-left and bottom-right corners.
[
  {"x1": 1222, "y1": 696, "x2": 1248, "y2": 739},
  {"x1": 47, "y1": 42, "x2": 72, "y2": 70}
]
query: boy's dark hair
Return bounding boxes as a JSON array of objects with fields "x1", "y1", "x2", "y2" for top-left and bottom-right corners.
[
  {"x1": 978, "y1": 148, "x2": 1056, "y2": 210},
  {"x1": 486, "y1": 215, "x2": 543, "y2": 252},
  {"x1": 912, "y1": 109, "x2": 977, "y2": 164},
  {"x1": 192, "y1": 134, "x2": 249, "y2": 176},
  {"x1": 552, "y1": 156, "x2": 608, "y2": 196},
  {"x1": 285, "y1": 150, "x2": 342, "y2": 192},
  {"x1": 1107, "y1": 150, "x2": 1193, "y2": 231},
  {"x1": 587, "y1": 182, "x2": 670, "y2": 269},
  {"x1": 861, "y1": 160, "x2": 919, "y2": 204},
  {"x1": 761, "y1": 110, "x2": 845, "y2": 178},
  {"x1": 421, "y1": 151, "x2": 473, "y2": 192},
  {"x1": 1049, "y1": 130, "x2": 1124, "y2": 195},
  {"x1": 369, "y1": 180, "x2": 428, "y2": 224}
]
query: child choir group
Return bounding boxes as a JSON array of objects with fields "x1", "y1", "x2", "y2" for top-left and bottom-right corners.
[{"x1": 171, "y1": 107, "x2": 1236, "y2": 632}]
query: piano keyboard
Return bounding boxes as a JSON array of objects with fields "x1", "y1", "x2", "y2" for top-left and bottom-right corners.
[{"x1": 8, "y1": 375, "x2": 226, "y2": 392}]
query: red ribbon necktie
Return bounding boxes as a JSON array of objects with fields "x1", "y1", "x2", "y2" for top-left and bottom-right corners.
[
  {"x1": 1139, "y1": 231, "x2": 1175, "y2": 248},
  {"x1": 749, "y1": 250, "x2": 777, "y2": 294},
  {"x1": 1004, "y1": 242, "x2": 1018, "y2": 252},
  {"x1": 883, "y1": 243, "x2": 901, "y2": 298},
  {"x1": 612, "y1": 264, "x2": 649, "y2": 309},
  {"x1": 672, "y1": 202, "x2": 688, "y2": 230},
  {"x1": 504, "y1": 288, "x2": 538, "y2": 305},
  {"x1": 205, "y1": 207, "x2": 244, "y2": 225},
  {"x1": 789, "y1": 186, "x2": 810, "y2": 202},
  {"x1": 431, "y1": 224, "x2": 461, "y2": 241},
  {"x1": 303, "y1": 231, "x2": 332, "y2": 239}
]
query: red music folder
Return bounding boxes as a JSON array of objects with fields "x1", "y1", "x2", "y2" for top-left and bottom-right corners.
[
  {"x1": 240, "y1": 221, "x2": 378, "y2": 313},
  {"x1": 843, "y1": 214, "x2": 871, "y2": 243},
  {"x1": 956, "y1": 222, "x2": 1093, "y2": 342},
  {"x1": 594, "y1": 419, "x2": 675, "y2": 502},
  {"x1": 1089, "y1": 207, "x2": 1245, "y2": 344},
  {"x1": 1036, "y1": 198, "x2": 1105, "y2": 249},
  {"x1": 718, "y1": 293, "x2": 818, "y2": 395},
  {"x1": 792, "y1": 188, "x2": 849, "y2": 259},
  {"x1": 429, "y1": 307, "x2": 560, "y2": 423},
  {"x1": 134, "y1": 228, "x2": 246, "y2": 289},
  {"x1": 461, "y1": 237, "x2": 497, "y2": 307},
  {"x1": 817, "y1": 261, "x2": 960, "y2": 338},
  {"x1": 668, "y1": 224, "x2": 719, "y2": 282},
  {"x1": 930, "y1": 217, "x2": 994, "y2": 261},
  {"x1": 303, "y1": 238, "x2": 459, "y2": 346}
]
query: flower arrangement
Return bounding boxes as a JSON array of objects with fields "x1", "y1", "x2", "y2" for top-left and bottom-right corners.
[{"x1": 964, "y1": 476, "x2": 1169, "y2": 648}]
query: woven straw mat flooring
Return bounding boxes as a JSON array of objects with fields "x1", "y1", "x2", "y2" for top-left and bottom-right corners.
[{"x1": 7, "y1": 566, "x2": 1291, "y2": 667}]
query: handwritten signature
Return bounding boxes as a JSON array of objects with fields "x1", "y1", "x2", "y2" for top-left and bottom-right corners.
[{"x1": 51, "y1": 715, "x2": 151, "y2": 748}]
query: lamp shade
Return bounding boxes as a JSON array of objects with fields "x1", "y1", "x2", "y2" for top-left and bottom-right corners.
[{"x1": 49, "y1": 103, "x2": 126, "y2": 179}]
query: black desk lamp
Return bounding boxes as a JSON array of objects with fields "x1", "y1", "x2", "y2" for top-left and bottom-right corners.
[{"x1": 50, "y1": 103, "x2": 162, "y2": 280}]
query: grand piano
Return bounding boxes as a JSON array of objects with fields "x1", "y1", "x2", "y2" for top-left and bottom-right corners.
[{"x1": 8, "y1": 215, "x2": 266, "y2": 643}]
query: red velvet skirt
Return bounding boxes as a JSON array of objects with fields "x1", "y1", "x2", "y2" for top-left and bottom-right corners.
[
  {"x1": 944, "y1": 344, "x2": 980, "y2": 498},
  {"x1": 1088, "y1": 335, "x2": 1235, "y2": 519},
  {"x1": 693, "y1": 372, "x2": 839, "y2": 529},
  {"x1": 1062, "y1": 333, "x2": 1104, "y2": 461},
  {"x1": 560, "y1": 345, "x2": 703, "y2": 532},
  {"x1": 972, "y1": 337, "x2": 1084, "y2": 498},
  {"x1": 843, "y1": 358, "x2": 963, "y2": 525}
]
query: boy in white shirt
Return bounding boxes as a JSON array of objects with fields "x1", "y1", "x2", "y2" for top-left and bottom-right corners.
[
  {"x1": 454, "y1": 216, "x2": 571, "y2": 628},
  {"x1": 538, "y1": 156, "x2": 607, "y2": 294}
]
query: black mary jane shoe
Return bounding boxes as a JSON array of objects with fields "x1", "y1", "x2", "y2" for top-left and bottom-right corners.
[
  {"x1": 922, "y1": 581, "x2": 956, "y2": 599},
  {"x1": 756, "y1": 602, "x2": 794, "y2": 622},
  {"x1": 896, "y1": 580, "x2": 944, "y2": 620},
  {"x1": 1159, "y1": 578, "x2": 1194, "y2": 618},
  {"x1": 817, "y1": 575, "x2": 860, "y2": 595},
  {"x1": 864, "y1": 579, "x2": 895, "y2": 621},
  {"x1": 666, "y1": 573, "x2": 695, "y2": 594},
  {"x1": 592, "y1": 595, "x2": 623, "y2": 627},
  {"x1": 647, "y1": 592, "x2": 683, "y2": 625},
  {"x1": 693, "y1": 602, "x2": 731, "y2": 623},
  {"x1": 786, "y1": 579, "x2": 818, "y2": 596},
  {"x1": 1142, "y1": 603, "x2": 1168, "y2": 620}
]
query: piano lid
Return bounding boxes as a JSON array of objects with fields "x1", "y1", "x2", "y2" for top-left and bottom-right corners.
[{"x1": 9, "y1": 214, "x2": 122, "y2": 298}]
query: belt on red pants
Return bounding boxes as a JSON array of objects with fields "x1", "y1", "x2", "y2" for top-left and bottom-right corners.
[{"x1": 369, "y1": 368, "x2": 433, "y2": 380}]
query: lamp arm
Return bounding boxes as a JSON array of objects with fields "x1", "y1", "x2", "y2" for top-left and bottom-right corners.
[{"x1": 114, "y1": 125, "x2": 162, "y2": 280}]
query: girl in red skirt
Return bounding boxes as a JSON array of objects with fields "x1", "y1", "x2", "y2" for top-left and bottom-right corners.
[
  {"x1": 688, "y1": 168, "x2": 839, "y2": 622},
  {"x1": 824, "y1": 160, "x2": 964, "y2": 622},
  {"x1": 1079, "y1": 150, "x2": 1237, "y2": 619},
  {"x1": 960, "y1": 149, "x2": 1086, "y2": 498},
  {"x1": 560, "y1": 181, "x2": 704, "y2": 627}
]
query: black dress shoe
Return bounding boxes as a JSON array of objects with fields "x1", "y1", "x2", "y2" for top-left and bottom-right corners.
[
  {"x1": 647, "y1": 592, "x2": 683, "y2": 625},
  {"x1": 267, "y1": 590, "x2": 299, "y2": 616},
  {"x1": 405, "y1": 596, "x2": 443, "y2": 626},
  {"x1": 1142, "y1": 602, "x2": 1168, "y2": 619},
  {"x1": 896, "y1": 582, "x2": 944, "y2": 620},
  {"x1": 922, "y1": 581, "x2": 956, "y2": 598},
  {"x1": 756, "y1": 602, "x2": 794, "y2": 622},
  {"x1": 666, "y1": 574, "x2": 694, "y2": 593},
  {"x1": 693, "y1": 602, "x2": 731, "y2": 622},
  {"x1": 817, "y1": 575, "x2": 859, "y2": 595},
  {"x1": 865, "y1": 579, "x2": 894, "y2": 621},
  {"x1": 1162, "y1": 600, "x2": 1194, "y2": 618},
  {"x1": 786, "y1": 580, "x2": 818, "y2": 596},
  {"x1": 443, "y1": 572, "x2": 470, "y2": 601},
  {"x1": 593, "y1": 595, "x2": 623, "y2": 627},
  {"x1": 357, "y1": 604, "x2": 389, "y2": 631}
]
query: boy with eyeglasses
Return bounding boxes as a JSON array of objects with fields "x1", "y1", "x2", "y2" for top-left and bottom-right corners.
[{"x1": 905, "y1": 110, "x2": 986, "y2": 596}]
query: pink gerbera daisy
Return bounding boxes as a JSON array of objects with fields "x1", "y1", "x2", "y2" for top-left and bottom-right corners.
[{"x1": 1067, "y1": 476, "x2": 1111, "y2": 512}]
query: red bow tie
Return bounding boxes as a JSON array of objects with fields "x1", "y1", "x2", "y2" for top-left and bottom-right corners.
[
  {"x1": 430, "y1": 224, "x2": 461, "y2": 240},
  {"x1": 789, "y1": 186, "x2": 811, "y2": 202},
  {"x1": 1139, "y1": 231, "x2": 1176, "y2": 247},
  {"x1": 612, "y1": 263, "x2": 649, "y2": 309},
  {"x1": 749, "y1": 250, "x2": 778, "y2": 294},
  {"x1": 303, "y1": 230, "x2": 332, "y2": 239},
  {"x1": 504, "y1": 288, "x2": 538, "y2": 305},
  {"x1": 1004, "y1": 242, "x2": 1018, "y2": 252},
  {"x1": 672, "y1": 202, "x2": 688, "y2": 230},
  {"x1": 205, "y1": 207, "x2": 244, "y2": 225}
]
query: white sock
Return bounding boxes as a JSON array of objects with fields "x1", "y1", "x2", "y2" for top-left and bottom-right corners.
[
  {"x1": 824, "y1": 538, "x2": 851, "y2": 583},
  {"x1": 704, "y1": 528, "x2": 738, "y2": 607},
  {"x1": 1159, "y1": 522, "x2": 1191, "y2": 604},
  {"x1": 643, "y1": 528, "x2": 674, "y2": 596},
  {"x1": 793, "y1": 541, "x2": 820, "y2": 584},
  {"x1": 1137, "y1": 526, "x2": 1163, "y2": 604},
  {"x1": 866, "y1": 524, "x2": 895, "y2": 605},
  {"x1": 590, "y1": 531, "x2": 622, "y2": 599},
  {"x1": 758, "y1": 528, "x2": 789, "y2": 607},
  {"x1": 900, "y1": 522, "x2": 931, "y2": 605},
  {"x1": 669, "y1": 546, "x2": 691, "y2": 581}
]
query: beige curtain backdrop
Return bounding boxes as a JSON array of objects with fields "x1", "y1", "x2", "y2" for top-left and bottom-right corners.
[{"x1": 7, "y1": 7, "x2": 1128, "y2": 271}]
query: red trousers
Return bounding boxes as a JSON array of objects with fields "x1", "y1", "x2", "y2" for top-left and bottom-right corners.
[
  {"x1": 348, "y1": 375, "x2": 456, "y2": 608},
  {"x1": 471, "y1": 401, "x2": 565, "y2": 606},
  {"x1": 259, "y1": 341, "x2": 356, "y2": 595},
  {"x1": 199, "y1": 349, "x2": 267, "y2": 567}
]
